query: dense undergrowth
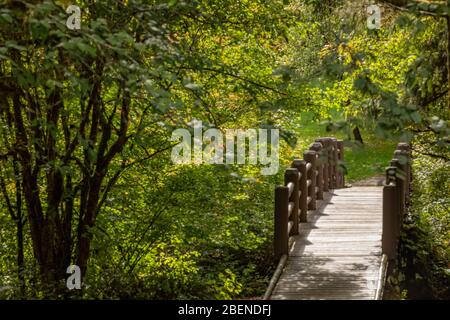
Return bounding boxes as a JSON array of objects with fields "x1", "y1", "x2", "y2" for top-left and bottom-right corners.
[
  {"x1": 385, "y1": 153, "x2": 450, "y2": 300},
  {"x1": 0, "y1": 118, "x2": 396, "y2": 299}
]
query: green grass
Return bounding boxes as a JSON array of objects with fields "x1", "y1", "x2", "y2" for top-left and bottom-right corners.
[
  {"x1": 344, "y1": 139, "x2": 397, "y2": 182},
  {"x1": 285, "y1": 113, "x2": 397, "y2": 183}
]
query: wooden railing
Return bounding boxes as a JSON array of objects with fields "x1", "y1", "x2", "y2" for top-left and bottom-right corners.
[
  {"x1": 265, "y1": 140, "x2": 411, "y2": 299},
  {"x1": 382, "y1": 142, "x2": 412, "y2": 260},
  {"x1": 273, "y1": 137, "x2": 345, "y2": 260}
]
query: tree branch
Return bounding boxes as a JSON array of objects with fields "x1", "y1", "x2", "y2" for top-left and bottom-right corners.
[
  {"x1": 379, "y1": 0, "x2": 447, "y2": 17},
  {"x1": 179, "y1": 66, "x2": 287, "y2": 96}
]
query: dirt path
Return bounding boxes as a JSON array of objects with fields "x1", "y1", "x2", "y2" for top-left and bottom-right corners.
[{"x1": 350, "y1": 175, "x2": 385, "y2": 187}]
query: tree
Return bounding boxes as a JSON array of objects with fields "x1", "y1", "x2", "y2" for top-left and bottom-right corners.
[
  {"x1": 0, "y1": 0, "x2": 196, "y2": 292},
  {"x1": 0, "y1": 0, "x2": 294, "y2": 295}
]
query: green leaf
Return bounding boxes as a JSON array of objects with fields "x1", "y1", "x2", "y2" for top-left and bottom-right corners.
[
  {"x1": 30, "y1": 19, "x2": 50, "y2": 41},
  {"x1": 5, "y1": 41, "x2": 26, "y2": 51},
  {"x1": 76, "y1": 42, "x2": 97, "y2": 57},
  {"x1": 410, "y1": 111, "x2": 421, "y2": 124},
  {"x1": 0, "y1": 13, "x2": 12, "y2": 24},
  {"x1": 396, "y1": 15, "x2": 410, "y2": 28},
  {"x1": 428, "y1": 4, "x2": 439, "y2": 12},
  {"x1": 417, "y1": 3, "x2": 429, "y2": 11},
  {"x1": 184, "y1": 83, "x2": 201, "y2": 90},
  {"x1": 354, "y1": 77, "x2": 367, "y2": 92}
]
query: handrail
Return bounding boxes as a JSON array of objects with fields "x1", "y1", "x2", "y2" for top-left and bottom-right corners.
[
  {"x1": 266, "y1": 137, "x2": 345, "y2": 299},
  {"x1": 287, "y1": 202, "x2": 294, "y2": 218},
  {"x1": 382, "y1": 142, "x2": 411, "y2": 261},
  {"x1": 267, "y1": 139, "x2": 408, "y2": 300},
  {"x1": 273, "y1": 137, "x2": 345, "y2": 261},
  {"x1": 286, "y1": 182, "x2": 295, "y2": 198},
  {"x1": 377, "y1": 142, "x2": 412, "y2": 300}
]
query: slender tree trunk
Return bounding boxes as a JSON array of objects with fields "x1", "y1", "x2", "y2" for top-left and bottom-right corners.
[
  {"x1": 16, "y1": 218, "x2": 24, "y2": 293},
  {"x1": 76, "y1": 173, "x2": 105, "y2": 276},
  {"x1": 446, "y1": 12, "x2": 450, "y2": 109},
  {"x1": 14, "y1": 160, "x2": 25, "y2": 295},
  {"x1": 353, "y1": 126, "x2": 364, "y2": 144}
]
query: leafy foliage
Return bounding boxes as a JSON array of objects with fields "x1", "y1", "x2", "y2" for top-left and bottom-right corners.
[{"x1": 0, "y1": 0, "x2": 448, "y2": 300}]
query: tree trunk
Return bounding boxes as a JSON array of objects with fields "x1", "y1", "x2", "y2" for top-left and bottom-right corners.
[
  {"x1": 446, "y1": 12, "x2": 450, "y2": 109},
  {"x1": 14, "y1": 160, "x2": 25, "y2": 295},
  {"x1": 16, "y1": 217, "x2": 24, "y2": 294},
  {"x1": 353, "y1": 126, "x2": 364, "y2": 144}
]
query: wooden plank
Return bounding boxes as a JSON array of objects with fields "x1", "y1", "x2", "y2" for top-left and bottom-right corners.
[
  {"x1": 277, "y1": 275, "x2": 381, "y2": 283},
  {"x1": 289, "y1": 254, "x2": 382, "y2": 260},
  {"x1": 274, "y1": 284, "x2": 375, "y2": 292},
  {"x1": 272, "y1": 187, "x2": 382, "y2": 299},
  {"x1": 271, "y1": 290, "x2": 376, "y2": 297},
  {"x1": 279, "y1": 273, "x2": 380, "y2": 281},
  {"x1": 273, "y1": 286, "x2": 376, "y2": 293},
  {"x1": 290, "y1": 250, "x2": 382, "y2": 256},
  {"x1": 297, "y1": 239, "x2": 381, "y2": 243},
  {"x1": 282, "y1": 266, "x2": 381, "y2": 273},
  {"x1": 299, "y1": 224, "x2": 382, "y2": 227},
  {"x1": 291, "y1": 240, "x2": 381, "y2": 245},
  {"x1": 299, "y1": 234, "x2": 381, "y2": 238},
  {"x1": 295, "y1": 246, "x2": 381, "y2": 250},
  {"x1": 284, "y1": 262, "x2": 380, "y2": 268},
  {"x1": 270, "y1": 186, "x2": 384, "y2": 300},
  {"x1": 286, "y1": 255, "x2": 381, "y2": 261},
  {"x1": 276, "y1": 282, "x2": 378, "y2": 289},
  {"x1": 298, "y1": 228, "x2": 382, "y2": 232},
  {"x1": 311, "y1": 219, "x2": 380, "y2": 222},
  {"x1": 298, "y1": 232, "x2": 382, "y2": 236},
  {"x1": 298, "y1": 230, "x2": 382, "y2": 234},
  {"x1": 284, "y1": 258, "x2": 380, "y2": 264}
]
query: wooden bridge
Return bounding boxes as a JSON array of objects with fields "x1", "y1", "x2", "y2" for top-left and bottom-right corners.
[{"x1": 264, "y1": 138, "x2": 411, "y2": 300}]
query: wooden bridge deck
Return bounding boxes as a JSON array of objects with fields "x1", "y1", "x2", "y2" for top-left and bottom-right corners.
[{"x1": 270, "y1": 186, "x2": 386, "y2": 300}]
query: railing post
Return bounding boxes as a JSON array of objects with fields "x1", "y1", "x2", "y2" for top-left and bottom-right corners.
[
  {"x1": 309, "y1": 142, "x2": 324, "y2": 200},
  {"x1": 337, "y1": 140, "x2": 345, "y2": 188},
  {"x1": 390, "y1": 157, "x2": 406, "y2": 231},
  {"x1": 285, "y1": 168, "x2": 299, "y2": 235},
  {"x1": 324, "y1": 138, "x2": 333, "y2": 190},
  {"x1": 395, "y1": 143, "x2": 411, "y2": 202},
  {"x1": 274, "y1": 186, "x2": 289, "y2": 260},
  {"x1": 382, "y1": 166, "x2": 400, "y2": 260},
  {"x1": 304, "y1": 150, "x2": 317, "y2": 211},
  {"x1": 292, "y1": 159, "x2": 308, "y2": 223},
  {"x1": 330, "y1": 138, "x2": 338, "y2": 189},
  {"x1": 382, "y1": 142, "x2": 412, "y2": 263},
  {"x1": 316, "y1": 138, "x2": 329, "y2": 191},
  {"x1": 383, "y1": 184, "x2": 397, "y2": 260}
]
